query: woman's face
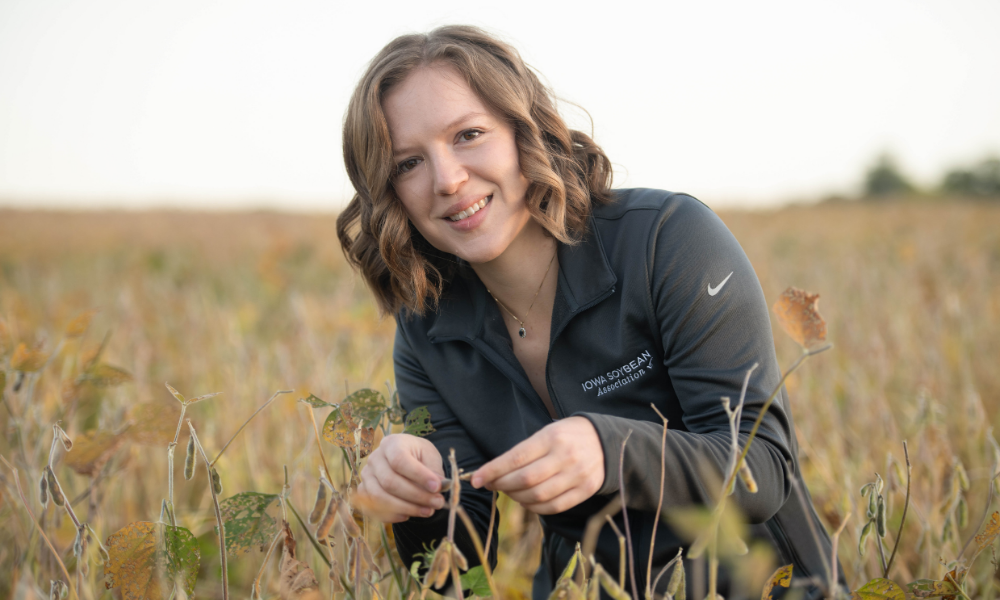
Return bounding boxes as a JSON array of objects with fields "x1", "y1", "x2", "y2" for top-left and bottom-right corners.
[{"x1": 383, "y1": 63, "x2": 532, "y2": 266}]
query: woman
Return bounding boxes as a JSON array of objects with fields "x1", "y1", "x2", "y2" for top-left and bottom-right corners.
[{"x1": 337, "y1": 25, "x2": 838, "y2": 599}]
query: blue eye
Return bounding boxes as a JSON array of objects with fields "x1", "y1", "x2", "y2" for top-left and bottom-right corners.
[{"x1": 396, "y1": 157, "x2": 421, "y2": 175}]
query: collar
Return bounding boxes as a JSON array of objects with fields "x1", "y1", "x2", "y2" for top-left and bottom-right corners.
[{"x1": 426, "y1": 216, "x2": 617, "y2": 343}]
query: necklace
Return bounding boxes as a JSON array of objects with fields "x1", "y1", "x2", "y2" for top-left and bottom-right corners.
[{"x1": 486, "y1": 250, "x2": 556, "y2": 339}]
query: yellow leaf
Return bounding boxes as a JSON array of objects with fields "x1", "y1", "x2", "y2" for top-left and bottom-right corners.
[
  {"x1": 851, "y1": 578, "x2": 906, "y2": 600},
  {"x1": 772, "y1": 287, "x2": 827, "y2": 350},
  {"x1": 11, "y1": 343, "x2": 49, "y2": 372},
  {"x1": 322, "y1": 402, "x2": 359, "y2": 449},
  {"x1": 64, "y1": 430, "x2": 126, "y2": 477},
  {"x1": 761, "y1": 564, "x2": 792, "y2": 600},
  {"x1": 65, "y1": 310, "x2": 98, "y2": 338},
  {"x1": 104, "y1": 521, "x2": 199, "y2": 600}
]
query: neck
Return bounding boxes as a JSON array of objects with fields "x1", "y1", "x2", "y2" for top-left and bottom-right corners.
[{"x1": 471, "y1": 220, "x2": 558, "y2": 315}]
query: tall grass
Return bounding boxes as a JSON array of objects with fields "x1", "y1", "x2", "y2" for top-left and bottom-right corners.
[{"x1": 0, "y1": 200, "x2": 998, "y2": 598}]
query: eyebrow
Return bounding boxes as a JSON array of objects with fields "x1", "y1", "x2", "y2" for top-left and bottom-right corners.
[{"x1": 391, "y1": 111, "x2": 491, "y2": 158}]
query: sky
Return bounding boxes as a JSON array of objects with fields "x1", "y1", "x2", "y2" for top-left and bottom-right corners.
[{"x1": 0, "y1": 0, "x2": 998, "y2": 210}]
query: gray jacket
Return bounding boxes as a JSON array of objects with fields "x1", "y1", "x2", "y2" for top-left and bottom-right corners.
[{"x1": 391, "y1": 189, "x2": 840, "y2": 598}]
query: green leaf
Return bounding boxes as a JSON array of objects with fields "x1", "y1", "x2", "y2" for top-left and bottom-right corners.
[
  {"x1": 460, "y1": 565, "x2": 492, "y2": 597},
  {"x1": 103, "y1": 521, "x2": 200, "y2": 600},
  {"x1": 404, "y1": 406, "x2": 436, "y2": 437},
  {"x1": 851, "y1": 578, "x2": 906, "y2": 600},
  {"x1": 667, "y1": 503, "x2": 748, "y2": 559},
  {"x1": 906, "y1": 579, "x2": 961, "y2": 599},
  {"x1": 217, "y1": 492, "x2": 281, "y2": 555},
  {"x1": 299, "y1": 393, "x2": 332, "y2": 408},
  {"x1": 342, "y1": 388, "x2": 387, "y2": 427}
]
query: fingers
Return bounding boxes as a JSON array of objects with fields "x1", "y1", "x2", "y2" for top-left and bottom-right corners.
[
  {"x1": 355, "y1": 434, "x2": 446, "y2": 523},
  {"x1": 382, "y1": 435, "x2": 446, "y2": 493},
  {"x1": 356, "y1": 476, "x2": 438, "y2": 523},
  {"x1": 471, "y1": 434, "x2": 547, "y2": 489},
  {"x1": 483, "y1": 455, "x2": 562, "y2": 494},
  {"x1": 368, "y1": 457, "x2": 445, "y2": 509}
]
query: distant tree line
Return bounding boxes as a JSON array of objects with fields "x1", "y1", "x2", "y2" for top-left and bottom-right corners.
[{"x1": 863, "y1": 153, "x2": 1000, "y2": 199}]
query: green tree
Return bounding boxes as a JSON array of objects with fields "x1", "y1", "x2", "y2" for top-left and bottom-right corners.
[
  {"x1": 864, "y1": 153, "x2": 916, "y2": 198},
  {"x1": 941, "y1": 157, "x2": 1000, "y2": 198}
]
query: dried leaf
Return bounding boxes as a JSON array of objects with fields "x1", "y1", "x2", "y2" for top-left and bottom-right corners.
[
  {"x1": 185, "y1": 392, "x2": 221, "y2": 405},
  {"x1": 403, "y1": 406, "x2": 436, "y2": 437},
  {"x1": 65, "y1": 310, "x2": 98, "y2": 338},
  {"x1": 63, "y1": 430, "x2": 126, "y2": 477},
  {"x1": 359, "y1": 427, "x2": 375, "y2": 458},
  {"x1": 772, "y1": 287, "x2": 827, "y2": 350},
  {"x1": 761, "y1": 564, "x2": 793, "y2": 600},
  {"x1": 279, "y1": 527, "x2": 321, "y2": 600},
  {"x1": 322, "y1": 403, "x2": 359, "y2": 449},
  {"x1": 299, "y1": 394, "x2": 332, "y2": 408},
  {"x1": 851, "y1": 578, "x2": 906, "y2": 600},
  {"x1": 218, "y1": 492, "x2": 281, "y2": 555},
  {"x1": 164, "y1": 383, "x2": 186, "y2": 404},
  {"x1": 81, "y1": 364, "x2": 132, "y2": 387},
  {"x1": 11, "y1": 343, "x2": 49, "y2": 372},
  {"x1": 103, "y1": 521, "x2": 200, "y2": 600},
  {"x1": 974, "y1": 511, "x2": 1000, "y2": 554},
  {"x1": 907, "y1": 579, "x2": 961, "y2": 599}
]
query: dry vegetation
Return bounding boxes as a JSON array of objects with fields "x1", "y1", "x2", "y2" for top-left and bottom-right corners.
[{"x1": 1, "y1": 200, "x2": 999, "y2": 599}]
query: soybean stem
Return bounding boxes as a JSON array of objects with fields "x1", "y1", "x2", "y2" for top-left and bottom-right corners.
[
  {"x1": 0, "y1": 454, "x2": 77, "y2": 600},
  {"x1": 187, "y1": 420, "x2": 229, "y2": 600},
  {"x1": 885, "y1": 441, "x2": 911, "y2": 578},
  {"x1": 211, "y1": 390, "x2": 291, "y2": 467}
]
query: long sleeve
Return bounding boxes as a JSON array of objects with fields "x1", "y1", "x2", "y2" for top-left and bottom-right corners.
[
  {"x1": 390, "y1": 322, "x2": 499, "y2": 570},
  {"x1": 578, "y1": 194, "x2": 795, "y2": 524}
]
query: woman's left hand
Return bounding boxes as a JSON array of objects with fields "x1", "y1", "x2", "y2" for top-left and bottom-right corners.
[{"x1": 470, "y1": 416, "x2": 604, "y2": 514}]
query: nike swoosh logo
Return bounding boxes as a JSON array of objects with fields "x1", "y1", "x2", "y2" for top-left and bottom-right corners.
[{"x1": 707, "y1": 272, "x2": 733, "y2": 296}]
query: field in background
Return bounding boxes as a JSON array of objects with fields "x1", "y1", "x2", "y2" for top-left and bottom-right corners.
[{"x1": 1, "y1": 200, "x2": 999, "y2": 598}]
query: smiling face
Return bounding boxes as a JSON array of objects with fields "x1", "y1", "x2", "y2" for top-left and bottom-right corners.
[{"x1": 383, "y1": 64, "x2": 533, "y2": 266}]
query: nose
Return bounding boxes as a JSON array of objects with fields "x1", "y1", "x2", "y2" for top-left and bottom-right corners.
[{"x1": 431, "y1": 150, "x2": 468, "y2": 197}]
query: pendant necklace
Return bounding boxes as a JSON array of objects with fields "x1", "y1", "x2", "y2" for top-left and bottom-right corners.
[{"x1": 486, "y1": 250, "x2": 556, "y2": 339}]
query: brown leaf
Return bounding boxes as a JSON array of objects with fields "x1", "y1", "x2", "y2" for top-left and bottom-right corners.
[
  {"x1": 65, "y1": 310, "x2": 98, "y2": 338},
  {"x1": 64, "y1": 430, "x2": 126, "y2": 477},
  {"x1": 359, "y1": 427, "x2": 375, "y2": 458},
  {"x1": 761, "y1": 564, "x2": 793, "y2": 600},
  {"x1": 279, "y1": 529, "x2": 322, "y2": 600},
  {"x1": 974, "y1": 511, "x2": 1000, "y2": 554},
  {"x1": 772, "y1": 287, "x2": 827, "y2": 350},
  {"x1": 11, "y1": 342, "x2": 49, "y2": 372}
]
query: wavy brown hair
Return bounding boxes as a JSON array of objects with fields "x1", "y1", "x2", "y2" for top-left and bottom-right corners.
[{"x1": 337, "y1": 25, "x2": 613, "y2": 316}]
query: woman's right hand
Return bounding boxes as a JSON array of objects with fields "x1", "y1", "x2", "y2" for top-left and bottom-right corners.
[{"x1": 355, "y1": 433, "x2": 447, "y2": 523}]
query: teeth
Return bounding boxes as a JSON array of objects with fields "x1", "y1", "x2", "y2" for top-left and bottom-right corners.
[{"x1": 448, "y1": 195, "x2": 491, "y2": 221}]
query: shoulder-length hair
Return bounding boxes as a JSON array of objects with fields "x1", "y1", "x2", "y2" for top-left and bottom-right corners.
[{"x1": 337, "y1": 25, "x2": 613, "y2": 316}]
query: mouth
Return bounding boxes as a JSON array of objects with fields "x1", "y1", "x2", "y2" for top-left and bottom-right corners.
[{"x1": 447, "y1": 195, "x2": 492, "y2": 222}]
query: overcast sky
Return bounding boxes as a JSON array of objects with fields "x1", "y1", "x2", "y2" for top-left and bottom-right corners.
[{"x1": 1, "y1": 0, "x2": 998, "y2": 210}]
